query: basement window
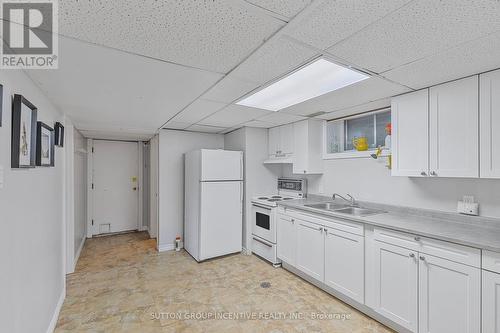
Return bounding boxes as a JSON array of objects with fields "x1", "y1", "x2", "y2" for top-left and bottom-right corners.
[{"x1": 323, "y1": 108, "x2": 391, "y2": 159}]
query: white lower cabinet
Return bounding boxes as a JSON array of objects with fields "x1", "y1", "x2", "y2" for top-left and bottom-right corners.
[
  {"x1": 372, "y1": 240, "x2": 418, "y2": 332},
  {"x1": 324, "y1": 228, "x2": 364, "y2": 303},
  {"x1": 482, "y1": 270, "x2": 500, "y2": 333},
  {"x1": 276, "y1": 214, "x2": 297, "y2": 266},
  {"x1": 418, "y1": 254, "x2": 480, "y2": 333},
  {"x1": 296, "y1": 220, "x2": 324, "y2": 281}
]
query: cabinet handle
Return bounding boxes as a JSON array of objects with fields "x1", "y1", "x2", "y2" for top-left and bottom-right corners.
[
  {"x1": 324, "y1": 228, "x2": 328, "y2": 233},
  {"x1": 409, "y1": 253, "x2": 415, "y2": 258},
  {"x1": 419, "y1": 256, "x2": 426, "y2": 261},
  {"x1": 319, "y1": 227, "x2": 323, "y2": 232},
  {"x1": 414, "y1": 236, "x2": 421, "y2": 241},
  {"x1": 420, "y1": 171, "x2": 427, "y2": 176},
  {"x1": 430, "y1": 171, "x2": 437, "y2": 176},
  {"x1": 291, "y1": 219, "x2": 295, "y2": 224}
]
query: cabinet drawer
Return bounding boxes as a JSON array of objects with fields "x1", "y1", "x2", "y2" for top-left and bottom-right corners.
[
  {"x1": 374, "y1": 227, "x2": 420, "y2": 250},
  {"x1": 483, "y1": 250, "x2": 500, "y2": 274},
  {"x1": 277, "y1": 213, "x2": 294, "y2": 223},
  {"x1": 283, "y1": 209, "x2": 364, "y2": 236},
  {"x1": 419, "y1": 237, "x2": 480, "y2": 268},
  {"x1": 374, "y1": 227, "x2": 480, "y2": 268}
]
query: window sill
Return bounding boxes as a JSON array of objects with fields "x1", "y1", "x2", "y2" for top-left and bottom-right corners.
[{"x1": 323, "y1": 150, "x2": 391, "y2": 160}]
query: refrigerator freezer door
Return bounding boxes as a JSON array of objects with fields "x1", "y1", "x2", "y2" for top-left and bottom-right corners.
[
  {"x1": 201, "y1": 150, "x2": 243, "y2": 181},
  {"x1": 199, "y1": 181, "x2": 243, "y2": 261}
]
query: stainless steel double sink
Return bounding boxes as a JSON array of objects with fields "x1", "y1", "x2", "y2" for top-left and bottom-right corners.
[{"x1": 304, "y1": 202, "x2": 386, "y2": 217}]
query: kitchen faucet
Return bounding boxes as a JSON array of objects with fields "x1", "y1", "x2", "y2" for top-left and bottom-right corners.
[{"x1": 332, "y1": 193, "x2": 356, "y2": 206}]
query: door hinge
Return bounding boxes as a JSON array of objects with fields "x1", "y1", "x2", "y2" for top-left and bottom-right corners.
[
  {"x1": 92, "y1": 147, "x2": 94, "y2": 153},
  {"x1": 92, "y1": 219, "x2": 94, "y2": 226},
  {"x1": 91, "y1": 183, "x2": 94, "y2": 190}
]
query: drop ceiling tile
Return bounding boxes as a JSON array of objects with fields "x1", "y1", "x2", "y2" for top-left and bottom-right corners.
[
  {"x1": 231, "y1": 36, "x2": 318, "y2": 85},
  {"x1": 328, "y1": 0, "x2": 500, "y2": 73},
  {"x1": 186, "y1": 124, "x2": 227, "y2": 134},
  {"x1": 202, "y1": 75, "x2": 260, "y2": 103},
  {"x1": 26, "y1": 36, "x2": 222, "y2": 133},
  {"x1": 59, "y1": 0, "x2": 284, "y2": 73},
  {"x1": 381, "y1": 32, "x2": 500, "y2": 90},
  {"x1": 257, "y1": 113, "x2": 308, "y2": 125},
  {"x1": 244, "y1": 0, "x2": 311, "y2": 18},
  {"x1": 171, "y1": 99, "x2": 227, "y2": 124},
  {"x1": 285, "y1": 0, "x2": 411, "y2": 50},
  {"x1": 199, "y1": 104, "x2": 272, "y2": 127},
  {"x1": 281, "y1": 77, "x2": 409, "y2": 116},
  {"x1": 243, "y1": 120, "x2": 275, "y2": 128},
  {"x1": 163, "y1": 122, "x2": 191, "y2": 130},
  {"x1": 316, "y1": 98, "x2": 391, "y2": 120}
]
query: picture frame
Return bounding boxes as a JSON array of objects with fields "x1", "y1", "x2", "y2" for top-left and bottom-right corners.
[
  {"x1": 0, "y1": 84, "x2": 3, "y2": 127},
  {"x1": 11, "y1": 94, "x2": 38, "y2": 168},
  {"x1": 36, "y1": 122, "x2": 55, "y2": 167},
  {"x1": 54, "y1": 122, "x2": 64, "y2": 147}
]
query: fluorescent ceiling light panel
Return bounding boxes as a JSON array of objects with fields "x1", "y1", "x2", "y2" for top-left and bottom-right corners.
[{"x1": 237, "y1": 58, "x2": 369, "y2": 111}]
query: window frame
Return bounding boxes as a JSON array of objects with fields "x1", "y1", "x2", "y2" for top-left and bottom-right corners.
[{"x1": 322, "y1": 108, "x2": 391, "y2": 160}]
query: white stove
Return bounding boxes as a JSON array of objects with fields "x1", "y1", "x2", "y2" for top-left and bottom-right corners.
[
  {"x1": 251, "y1": 178, "x2": 306, "y2": 267},
  {"x1": 251, "y1": 195, "x2": 297, "y2": 207}
]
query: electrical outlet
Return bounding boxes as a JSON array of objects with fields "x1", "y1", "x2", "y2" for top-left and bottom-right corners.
[{"x1": 457, "y1": 196, "x2": 479, "y2": 216}]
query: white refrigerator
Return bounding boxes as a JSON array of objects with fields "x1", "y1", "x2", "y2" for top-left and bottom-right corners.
[{"x1": 184, "y1": 149, "x2": 243, "y2": 262}]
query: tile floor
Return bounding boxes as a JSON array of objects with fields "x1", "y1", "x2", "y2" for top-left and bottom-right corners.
[{"x1": 55, "y1": 232, "x2": 393, "y2": 333}]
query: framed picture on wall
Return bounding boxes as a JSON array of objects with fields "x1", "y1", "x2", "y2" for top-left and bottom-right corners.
[
  {"x1": 54, "y1": 122, "x2": 64, "y2": 147},
  {"x1": 0, "y1": 84, "x2": 3, "y2": 127},
  {"x1": 36, "y1": 122, "x2": 55, "y2": 167},
  {"x1": 11, "y1": 94, "x2": 38, "y2": 168}
]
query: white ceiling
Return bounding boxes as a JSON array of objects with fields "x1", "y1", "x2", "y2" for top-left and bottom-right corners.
[{"x1": 22, "y1": 0, "x2": 500, "y2": 138}]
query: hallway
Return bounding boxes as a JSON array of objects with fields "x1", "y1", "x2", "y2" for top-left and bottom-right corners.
[{"x1": 55, "y1": 232, "x2": 392, "y2": 333}]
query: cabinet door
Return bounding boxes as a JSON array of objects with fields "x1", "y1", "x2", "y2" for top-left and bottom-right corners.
[
  {"x1": 429, "y1": 76, "x2": 479, "y2": 178},
  {"x1": 324, "y1": 228, "x2": 364, "y2": 303},
  {"x1": 268, "y1": 127, "x2": 280, "y2": 157},
  {"x1": 280, "y1": 124, "x2": 294, "y2": 155},
  {"x1": 418, "y1": 254, "x2": 480, "y2": 333},
  {"x1": 480, "y1": 70, "x2": 500, "y2": 178},
  {"x1": 372, "y1": 241, "x2": 418, "y2": 332},
  {"x1": 391, "y1": 89, "x2": 429, "y2": 177},
  {"x1": 296, "y1": 220, "x2": 325, "y2": 281},
  {"x1": 276, "y1": 215, "x2": 296, "y2": 266},
  {"x1": 483, "y1": 270, "x2": 500, "y2": 333}
]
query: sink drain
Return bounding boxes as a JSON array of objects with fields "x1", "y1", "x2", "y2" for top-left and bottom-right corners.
[{"x1": 260, "y1": 282, "x2": 271, "y2": 288}]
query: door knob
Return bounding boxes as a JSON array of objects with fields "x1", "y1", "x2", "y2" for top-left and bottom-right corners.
[
  {"x1": 419, "y1": 256, "x2": 426, "y2": 261},
  {"x1": 421, "y1": 171, "x2": 427, "y2": 176},
  {"x1": 133, "y1": 187, "x2": 137, "y2": 191},
  {"x1": 409, "y1": 253, "x2": 415, "y2": 258}
]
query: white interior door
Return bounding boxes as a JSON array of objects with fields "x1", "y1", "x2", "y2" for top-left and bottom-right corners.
[{"x1": 92, "y1": 140, "x2": 139, "y2": 235}]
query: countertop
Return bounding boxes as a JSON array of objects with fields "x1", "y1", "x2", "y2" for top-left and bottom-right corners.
[{"x1": 278, "y1": 195, "x2": 500, "y2": 253}]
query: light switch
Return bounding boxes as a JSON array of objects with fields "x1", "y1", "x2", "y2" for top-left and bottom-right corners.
[{"x1": 0, "y1": 165, "x2": 4, "y2": 189}]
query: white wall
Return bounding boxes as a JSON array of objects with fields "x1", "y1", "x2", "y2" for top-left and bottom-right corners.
[
  {"x1": 0, "y1": 71, "x2": 65, "y2": 333},
  {"x1": 157, "y1": 130, "x2": 224, "y2": 251},
  {"x1": 283, "y1": 157, "x2": 500, "y2": 218},
  {"x1": 73, "y1": 129, "x2": 87, "y2": 260},
  {"x1": 225, "y1": 127, "x2": 279, "y2": 250}
]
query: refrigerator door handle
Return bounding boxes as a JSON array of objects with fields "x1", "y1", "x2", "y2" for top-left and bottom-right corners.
[
  {"x1": 240, "y1": 155, "x2": 243, "y2": 180},
  {"x1": 240, "y1": 182, "x2": 243, "y2": 214}
]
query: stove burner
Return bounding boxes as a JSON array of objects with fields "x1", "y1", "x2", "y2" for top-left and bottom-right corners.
[
  {"x1": 267, "y1": 199, "x2": 282, "y2": 202},
  {"x1": 258, "y1": 197, "x2": 269, "y2": 200},
  {"x1": 271, "y1": 196, "x2": 282, "y2": 199}
]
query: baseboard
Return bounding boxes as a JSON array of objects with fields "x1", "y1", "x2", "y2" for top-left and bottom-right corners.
[
  {"x1": 139, "y1": 225, "x2": 149, "y2": 232},
  {"x1": 46, "y1": 285, "x2": 66, "y2": 333},
  {"x1": 242, "y1": 247, "x2": 252, "y2": 255},
  {"x1": 158, "y1": 241, "x2": 184, "y2": 252},
  {"x1": 72, "y1": 237, "x2": 86, "y2": 271}
]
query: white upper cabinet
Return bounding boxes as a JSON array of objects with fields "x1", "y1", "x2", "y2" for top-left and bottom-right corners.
[
  {"x1": 418, "y1": 254, "x2": 480, "y2": 333},
  {"x1": 292, "y1": 119, "x2": 323, "y2": 175},
  {"x1": 391, "y1": 89, "x2": 429, "y2": 177},
  {"x1": 429, "y1": 76, "x2": 479, "y2": 178},
  {"x1": 480, "y1": 69, "x2": 500, "y2": 179},
  {"x1": 391, "y1": 76, "x2": 479, "y2": 178},
  {"x1": 268, "y1": 123, "x2": 294, "y2": 159}
]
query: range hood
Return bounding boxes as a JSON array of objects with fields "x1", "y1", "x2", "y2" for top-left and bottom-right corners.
[{"x1": 263, "y1": 157, "x2": 293, "y2": 165}]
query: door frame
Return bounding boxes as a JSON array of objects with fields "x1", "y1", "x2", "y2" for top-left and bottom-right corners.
[{"x1": 87, "y1": 139, "x2": 143, "y2": 237}]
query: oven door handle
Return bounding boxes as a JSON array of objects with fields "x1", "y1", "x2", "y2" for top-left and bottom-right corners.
[
  {"x1": 253, "y1": 236, "x2": 273, "y2": 248},
  {"x1": 252, "y1": 203, "x2": 272, "y2": 211}
]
